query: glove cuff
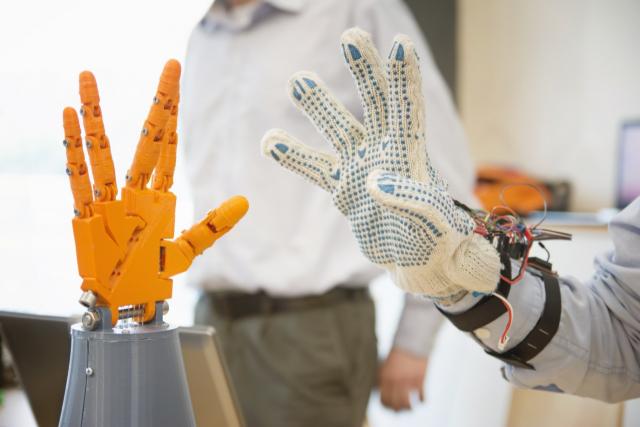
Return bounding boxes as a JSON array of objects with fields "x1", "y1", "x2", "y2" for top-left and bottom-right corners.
[
  {"x1": 383, "y1": 232, "x2": 501, "y2": 303},
  {"x1": 388, "y1": 267, "x2": 468, "y2": 305},
  {"x1": 448, "y1": 233, "x2": 502, "y2": 293}
]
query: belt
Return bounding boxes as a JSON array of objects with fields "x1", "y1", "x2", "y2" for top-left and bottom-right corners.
[{"x1": 205, "y1": 286, "x2": 370, "y2": 320}]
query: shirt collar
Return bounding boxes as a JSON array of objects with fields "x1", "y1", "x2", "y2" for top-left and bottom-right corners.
[
  {"x1": 263, "y1": 0, "x2": 306, "y2": 13},
  {"x1": 201, "y1": 0, "x2": 306, "y2": 32}
]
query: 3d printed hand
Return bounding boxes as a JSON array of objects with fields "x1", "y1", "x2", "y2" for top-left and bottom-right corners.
[
  {"x1": 63, "y1": 60, "x2": 248, "y2": 324},
  {"x1": 262, "y1": 29, "x2": 500, "y2": 303}
]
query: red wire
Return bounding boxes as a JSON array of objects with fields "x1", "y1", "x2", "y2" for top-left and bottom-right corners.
[
  {"x1": 469, "y1": 205, "x2": 540, "y2": 347},
  {"x1": 501, "y1": 229, "x2": 534, "y2": 285},
  {"x1": 471, "y1": 210, "x2": 534, "y2": 286},
  {"x1": 492, "y1": 292, "x2": 513, "y2": 347}
]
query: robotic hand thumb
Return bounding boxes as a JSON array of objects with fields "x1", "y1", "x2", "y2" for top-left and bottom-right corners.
[{"x1": 160, "y1": 195, "x2": 249, "y2": 278}]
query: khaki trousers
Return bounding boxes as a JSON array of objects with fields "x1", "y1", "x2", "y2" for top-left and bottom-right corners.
[{"x1": 195, "y1": 291, "x2": 377, "y2": 427}]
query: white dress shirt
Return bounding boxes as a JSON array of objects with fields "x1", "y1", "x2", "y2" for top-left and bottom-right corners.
[{"x1": 181, "y1": 0, "x2": 476, "y2": 298}]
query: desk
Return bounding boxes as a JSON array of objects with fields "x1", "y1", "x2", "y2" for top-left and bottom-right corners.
[{"x1": 0, "y1": 388, "x2": 37, "y2": 427}]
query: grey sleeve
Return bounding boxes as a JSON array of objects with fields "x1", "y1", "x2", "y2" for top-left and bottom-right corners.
[
  {"x1": 443, "y1": 197, "x2": 640, "y2": 402},
  {"x1": 392, "y1": 294, "x2": 444, "y2": 358}
]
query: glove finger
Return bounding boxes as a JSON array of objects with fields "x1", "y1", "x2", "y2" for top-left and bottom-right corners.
[
  {"x1": 366, "y1": 169, "x2": 474, "y2": 237},
  {"x1": 340, "y1": 27, "x2": 389, "y2": 139},
  {"x1": 261, "y1": 129, "x2": 339, "y2": 193},
  {"x1": 288, "y1": 72, "x2": 364, "y2": 159},
  {"x1": 387, "y1": 36, "x2": 445, "y2": 189}
]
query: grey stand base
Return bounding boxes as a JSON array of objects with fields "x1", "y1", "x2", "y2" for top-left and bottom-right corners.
[{"x1": 59, "y1": 304, "x2": 195, "y2": 427}]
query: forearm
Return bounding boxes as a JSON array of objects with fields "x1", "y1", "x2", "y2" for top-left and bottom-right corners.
[
  {"x1": 442, "y1": 199, "x2": 640, "y2": 402},
  {"x1": 393, "y1": 293, "x2": 444, "y2": 358}
]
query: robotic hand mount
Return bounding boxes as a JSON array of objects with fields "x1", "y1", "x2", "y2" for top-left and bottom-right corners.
[{"x1": 79, "y1": 301, "x2": 169, "y2": 332}]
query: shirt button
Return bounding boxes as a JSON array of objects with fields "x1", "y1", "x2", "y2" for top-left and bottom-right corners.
[{"x1": 474, "y1": 328, "x2": 491, "y2": 340}]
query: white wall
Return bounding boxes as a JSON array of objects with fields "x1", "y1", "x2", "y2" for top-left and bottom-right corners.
[
  {"x1": 458, "y1": 0, "x2": 640, "y2": 211},
  {"x1": 0, "y1": 0, "x2": 210, "y2": 176}
]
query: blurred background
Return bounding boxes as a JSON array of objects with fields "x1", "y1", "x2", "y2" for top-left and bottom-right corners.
[{"x1": 0, "y1": 0, "x2": 638, "y2": 426}]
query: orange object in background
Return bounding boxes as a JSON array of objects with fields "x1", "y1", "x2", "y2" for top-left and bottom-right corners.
[
  {"x1": 475, "y1": 166, "x2": 552, "y2": 215},
  {"x1": 62, "y1": 60, "x2": 249, "y2": 325}
]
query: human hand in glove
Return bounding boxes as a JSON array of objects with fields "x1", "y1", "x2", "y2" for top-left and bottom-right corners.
[
  {"x1": 63, "y1": 60, "x2": 248, "y2": 324},
  {"x1": 262, "y1": 28, "x2": 500, "y2": 303}
]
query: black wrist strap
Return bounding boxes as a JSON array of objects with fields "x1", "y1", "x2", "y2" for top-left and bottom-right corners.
[
  {"x1": 436, "y1": 252, "x2": 512, "y2": 332},
  {"x1": 437, "y1": 253, "x2": 562, "y2": 370},
  {"x1": 483, "y1": 271, "x2": 561, "y2": 369}
]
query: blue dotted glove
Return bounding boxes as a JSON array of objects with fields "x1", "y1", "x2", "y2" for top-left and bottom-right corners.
[{"x1": 262, "y1": 28, "x2": 500, "y2": 303}]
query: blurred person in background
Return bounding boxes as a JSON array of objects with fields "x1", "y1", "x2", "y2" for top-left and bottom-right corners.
[{"x1": 181, "y1": 0, "x2": 477, "y2": 425}]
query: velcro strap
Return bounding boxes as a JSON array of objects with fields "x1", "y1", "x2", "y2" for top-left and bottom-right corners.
[
  {"x1": 483, "y1": 271, "x2": 561, "y2": 369},
  {"x1": 437, "y1": 252, "x2": 512, "y2": 332}
]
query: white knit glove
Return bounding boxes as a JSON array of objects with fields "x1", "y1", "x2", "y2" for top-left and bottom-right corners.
[{"x1": 261, "y1": 28, "x2": 501, "y2": 303}]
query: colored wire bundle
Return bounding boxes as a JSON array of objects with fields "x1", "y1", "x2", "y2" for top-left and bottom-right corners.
[
  {"x1": 471, "y1": 204, "x2": 535, "y2": 285},
  {"x1": 468, "y1": 184, "x2": 548, "y2": 349}
]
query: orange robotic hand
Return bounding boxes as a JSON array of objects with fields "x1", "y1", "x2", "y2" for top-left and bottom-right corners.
[{"x1": 62, "y1": 60, "x2": 248, "y2": 325}]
